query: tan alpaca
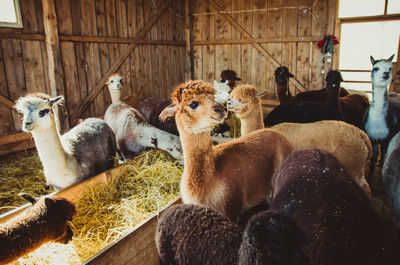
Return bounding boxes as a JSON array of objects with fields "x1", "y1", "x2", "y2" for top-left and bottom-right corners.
[
  {"x1": 226, "y1": 85, "x2": 372, "y2": 196},
  {"x1": 160, "y1": 80, "x2": 292, "y2": 221},
  {"x1": 227, "y1": 84, "x2": 266, "y2": 136}
]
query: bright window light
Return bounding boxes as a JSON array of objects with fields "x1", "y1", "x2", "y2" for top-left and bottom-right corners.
[
  {"x1": 388, "y1": 0, "x2": 400, "y2": 14},
  {"x1": 0, "y1": 0, "x2": 22, "y2": 28},
  {"x1": 338, "y1": 0, "x2": 384, "y2": 18}
]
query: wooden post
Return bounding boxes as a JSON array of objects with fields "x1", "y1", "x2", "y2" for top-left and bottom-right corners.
[
  {"x1": 42, "y1": 0, "x2": 69, "y2": 130},
  {"x1": 185, "y1": 0, "x2": 194, "y2": 80},
  {"x1": 0, "y1": 94, "x2": 14, "y2": 109},
  {"x1": 209, "y1": 0, "x2": 306, "y2": 92},
  {"x1": 71, "y1": 0, "x2": 173, "y2": 124}
]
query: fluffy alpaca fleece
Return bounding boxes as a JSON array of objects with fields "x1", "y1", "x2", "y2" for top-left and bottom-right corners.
[
  {"x1": 160, "y1": 80, "x2": 292, "y2": 221},
  {"x1": 156, "y1": 203, "x2": 310, "y2": 265},
  {"x1": 0, "y1": 194, "x2": 76, "y2": 264},
  {"x1": 270, "y1": 149, "x2": 400, "y2": 265},
  {"x1": 227, "y1": 87, "x2": 371, "y2": 196},
  {"x1": 227, "y1": 84, "x2": 265, "y2": 136},
  {"x1": 271, "y1": 121, "x2": 372, "y2": 196},
  {"x1": 15, "y1": 93, "x2": 117, "y2": 189}
]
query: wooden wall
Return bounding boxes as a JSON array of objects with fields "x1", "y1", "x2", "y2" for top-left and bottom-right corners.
[
  {"x1": 192, "y1": 0, "x2": 339, "y2": 96},
  {"x1": 0, "y1": 0, "x2": 186, "y2": 135}
]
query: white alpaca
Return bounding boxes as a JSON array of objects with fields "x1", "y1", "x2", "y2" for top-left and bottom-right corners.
[
  {"x1": 104, "y1": 74, "x2": 184, "y2": 163},
  {"x1": 15, "y1": 93, "x2": 117, "y2": 189},
  {"x1": 213, "y1": 80, "x2": 231, "y2": 104}
]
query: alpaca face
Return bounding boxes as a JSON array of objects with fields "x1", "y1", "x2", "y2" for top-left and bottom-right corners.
[
  {"x1": 227, "y1": 85, "x2": 262, "y2": 118},
  {"x1": 274, "y1": 67, "x2": 294, "y2": 84},
  {"x1": 15, "y1": 96, "x2": 55, "y2": 132},
  {"x1": 326, "y1": 71, "x2": 343, "y2": 91},
  {"x1": 177, "y1": 93, "x2": 226, "y2": 134},
  {"x1": 371, "y1": 55, "x2": 394, "y2": 87},
  {"x1": 107, "y1": 74, "x2": 122, "y2": 91}
]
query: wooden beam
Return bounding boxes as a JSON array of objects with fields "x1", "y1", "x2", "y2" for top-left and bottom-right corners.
[
  {"x1": 185, "y1": 0, "x2": 194, "y2": 80},
  {"x1": 71, "y1": 0, "x2": 173, "y2": 123},
  {"x1": 59, "y1": 35, "x2": 185, "y2": 45},
  {"x1": 0, "y1": 94, "x2": 14, "y2": 108},
  {"x1": 209, "y1": 0, "x2": 306, "y2": 92},
  {"x1": 193, "y1": 36, "x2": 322, "y2": 45},
  {"x1": 0, "y1": 33, "x2": 45, "y2": 41},
  {"x1": 42, "y1": 0, "x2": 69, "y2": 130},
  {"x1": 0, "y1": 132, "x2": 31, "y2": 145}
]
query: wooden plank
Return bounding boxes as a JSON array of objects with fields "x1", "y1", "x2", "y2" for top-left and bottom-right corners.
[
  {"x1": 310, "y1": 0, "x2": 326, "y2": 91},
  {"x1": 126, "y1": 0, "x2": 139, "y2": 99},
  {"x1": 192, "y1": 0, "x2": 203, "y2": 80},
  {"x1": 296, "y1": 0, "x2": 312, "y2": 91},
  {"x1": 71, "y1": 0, "x2": 173, "y2": 123},
  {"x1": 215, "y1": 0, "x2": 231, "y2": 82},
  {"x1": 240, "y1": 0, "x2": 253, "y2": 84},
  {"x1": 42, "y1": 0, "x2": 69, "y2": 130},
  {"x1": 157, "y1": 0, "x2": 167, "y2": 98},
  {"x1": 0, "y1": 132, "x2": 31, "y2": 145},
  {"x1": 0, "y1": 33, "x2": 45, "y2": 40},
  {"x1": 2, "y1": 39, "x2": 26, "y2": 131},
  {"x1": 192, "y1": 36, "x2": 322, "y2": 45},
  {"x1": 251, "y1": 0, "x2": 268, "y2": 89},
  {"x1": 0, "y1": 41, "x2": 14, "y2": 134},
  {"x1": 81, "y1": 0, "x2": 104, "y2": 117},
  {"x1": 202, "y1": 1, "x2": 215, "y2": 83},
  {"x1": 84, "y1": 198, "x2": 181, "y2": 265},
  {"x1": 185, "y1": 0, "x2": 194, "y2": 80},
  {"x1": 231, "y1": 0, "x2": 242, "y2": 81},
  {"x1": 209, "y1": 0, "x2": 306, "y2": 92},
  {"x1": 0, "y1": 138, "x2": 35, "y2": 157}
]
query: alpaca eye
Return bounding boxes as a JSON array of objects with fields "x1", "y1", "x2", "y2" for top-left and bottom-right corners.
[
  {"x1": 189, "y1": 102, "x2": 199, "y2": 109},
  {"x1": 111, "y1": 80, "x2": 114, "y2": 83},
  {"x1": 372, "y1": 67, "x2": 379, "y2": 72},
  {"x1": 39, "y1": 109, "x2": 50, "y2": 117}
]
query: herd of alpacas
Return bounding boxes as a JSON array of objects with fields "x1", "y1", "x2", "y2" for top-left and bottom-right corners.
[{"x1": 1, "y1": 54, "x2": 399, "y2": 264}]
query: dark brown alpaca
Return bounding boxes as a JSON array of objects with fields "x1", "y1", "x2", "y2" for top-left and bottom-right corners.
[
  {"x1": 160, "y1": 80, "x2": 293, "y2": 221},
  {"x1": 0, "y1": 194, "x2": 76, "y2": 264},
  {"x1": 325, "y1": 70, "x2": 370, "y2": 128}
]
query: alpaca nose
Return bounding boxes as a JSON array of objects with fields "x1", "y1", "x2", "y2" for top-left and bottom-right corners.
[
  {"x1": 213, "y1": 103, "x2": 226, "y2": 116},
  {"x1": 25, "y1": 121, "x2": 33, "y2": 127},
  {"x1": 383, "y1": 72, "x2": 390, "y2": 80},
  {"x1": 226, "y1": 100, "x2": 233, "y2": 108}
]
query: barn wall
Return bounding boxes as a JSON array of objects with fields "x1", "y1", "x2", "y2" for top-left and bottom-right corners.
[
  {"x1": 192, "y1": 0, "x2": 339, "y2": 95},
  {"x1": 0, "y1": 0, "x2": 186, "y2": 135}
]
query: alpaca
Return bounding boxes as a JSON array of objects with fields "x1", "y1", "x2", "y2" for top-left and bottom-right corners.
[
  {"x1": 324, "y1": 70, "x2": 370, "y2": 128},
  {"x1": 15, "y1": 93, "x2": 117, "y2": 189},
  {"x1": 156, "y1": 202, "x2": 310, "y2": 265},
  {"x1": 104, "y1": 78, "x2": 183, "y2": 162},
  {"x1": 270, "y1": 149, "x2": 400, "y2": 265},
  {"x1": 227, "y1": 84, "x2": 266, "y2": 136},
  {"x1": 220, "y1": 69, "x2": 241, "y2": 89},
  {"x1": 160, "y1": 80, "x2": 292, "y2": 221},
  {"x1": 382, "y1": 130, "x2": 400, "y2": 226},
  {"x1": 107, "y1": 73, "x2": 123, "y2": 104},
  {"x1": 213, "y1": 80, "x2": 231, "y2": 104},
  {"x1": 363, "y1": 54, "x2": 399, "y2": 182},
  {"x1": 274, "y1": 66, "x2": 294, "y2": 104},
  {"x1": 138, "y1": 97, "x2": 179, "y2": 136},
  {"x1": 227, "y1": 86, "x2": 371, "y2": 195},
  {"x1": 0, "y1": 194, "x2": 76, "y2": 264}
]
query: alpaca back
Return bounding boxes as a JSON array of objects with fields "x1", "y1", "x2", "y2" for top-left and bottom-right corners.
[
  {"x1": 270, "y1": 149, "x2": 399, "y2": 265},
  {"x1": 61, "y1": 118, "x2": 116, "y2": 181}
]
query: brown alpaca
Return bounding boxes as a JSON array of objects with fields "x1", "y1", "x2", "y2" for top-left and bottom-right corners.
[
  {"x1": 227, "y1": 87, "x2": 372, "y2": 196},
  {"x1": 0, "y1": 194, "x2": 76, "y2": 264},
  {"x1": 227, "y1": 84, "x2": 265, "y2": 136},
  {"x1": 160, "y1": 80, "x2": 292, "y2": 221}
]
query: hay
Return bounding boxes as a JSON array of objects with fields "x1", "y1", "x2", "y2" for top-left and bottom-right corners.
[
  {"x1": 0, "y1": 151, "x2": 54, "y2": 215},
  {"x1": 12, "y1": 149, "x2": 182, "y2": 264}
]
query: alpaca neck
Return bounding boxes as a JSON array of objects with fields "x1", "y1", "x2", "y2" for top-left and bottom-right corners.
[
  {"x1": 179, "y1": 129, "x2": 215, "y2": 190},
  {"x1": 31, "y1": 121, "x2": 69, "y2": 176},
  {"x1": 325, "y1": 87, "x2": 340, "y2": 110},
  {"x1": 109, "y1": 89, "x2": 121, "y2": 104},
  {"x1": 277, "y1": 81, "x2": 292, "y2": 103},
  {"x1": 240, "y1": 103, "x2": 264, "y2": 135},
  {"x1": 371, "y1": 84, "x2": 388, "y2": 113}
]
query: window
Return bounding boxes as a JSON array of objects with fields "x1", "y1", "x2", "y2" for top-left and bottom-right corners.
[
  {"x1": 338, "y1": 0, "x2": 400, "y2": 96},
  {"x1": 0, "y1": 0, "x2": 22, "y2": 28}
]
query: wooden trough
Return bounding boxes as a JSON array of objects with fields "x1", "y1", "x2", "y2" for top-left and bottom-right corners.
[{"x1": 0, "y1": 165, "x2": 181, "y2": 265}]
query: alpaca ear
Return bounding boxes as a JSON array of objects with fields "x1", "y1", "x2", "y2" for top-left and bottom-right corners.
[
  {"x1": 255, "y1": 91, "x2": 266, "y2": 99},
  {"x1": 388, "y1": 54, "x2": 395, "y2": 62},
  {"x1": 50, "y1": 96, "x2": 64, "y2": 107},
  {"x1": 44, "y1": 197, "x2": 57, "y2": 208},
  {"x1": 159, "y1": 104, "x2": 177, "y2": 121},
  {"x1": 19, "y1": 193, "x2": 38, "y2": 205},
  {"x1": 370, "y1": 55, "x2": 376, "y2": 65},
  {"x1": 282, "y1": 200, "x2": 297, "y2": 217},
  {"x1": 288, "y1": 72, "x2": 294, "y2": 78}
]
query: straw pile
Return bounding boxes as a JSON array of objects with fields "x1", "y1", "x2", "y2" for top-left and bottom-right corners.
[
  {"x1": 13, "y1": 149, "x2": 182, "y2": 264},
  {"x1": 0, "y1": 151, "x2": 54, "y2": 215}
]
